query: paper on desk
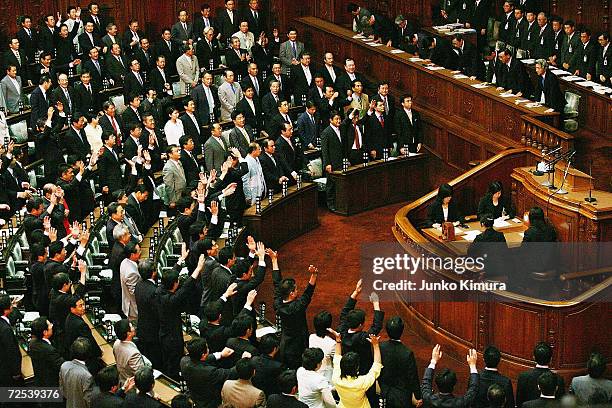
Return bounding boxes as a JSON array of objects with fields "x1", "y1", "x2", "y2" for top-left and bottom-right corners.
[
  {"x1": 425, "y1": 65, "x2": 445, "y2": 70},
  {"x1": 551, "y1": 69, "x2": 571, "y2": 76},
  {"x1": 525, "y1": 102, "x2": 542, "y2": 108},
  {"x1": 102, "y1": 314, "x2": 123, "y2": 323},
  {"x1": 450, "y1": 70, "x2": 462, "y2": 74},
  {"x1": 409, "y1": 57, "x2": 423, "y2": 62},
  {"x1": 367, "y1": 42, "x2": 383, "y2": 47},
  {"x1": 512, "y1": 218, "x2": 522, "y2": 223},
  {"x1": 453, "y1": 74, "x2": 469, "y2": 79},
  {"x1": 560, "y1": 75, "x2": 583, "y2": 82},
  {"x1": 515, "y1": 99, "x2": 530, "y2": 103},
  {"x1": 352, "y1": 34, "x2": 365, "y2": 39},
  {"x1": 153, "y1": 369, "x2": 163, "y2": 379},
  {"x1": 256, "y1": 326, "x2": 277, "y2": 338},
  {"x1": 434, "y1": 226, "x2": 465, "y2": 235},
  {"x1": 389, "y1": 49, "x2": 405, "y2": 54},
  {"x1": 500, "y1": 92, "x2": 516, "y2": 98},
  {"x1": 471, "y1": 83, "x2": 489, "y2": 88},
  {"x1": 521, "y1": 59, "x2": 536, "y2": 64},
  {"x1": 493, "y1": 218, "x2": 511, "y2": 228},
  {"x1": 462, "y1": 230, "x2": 482, "y2": 242},
  {"x1": 23, "y1": 312, "x2": 40, "y2": 322},
  {"x1": 576, "y1": 81, "x2": 597, "y2": 87}
]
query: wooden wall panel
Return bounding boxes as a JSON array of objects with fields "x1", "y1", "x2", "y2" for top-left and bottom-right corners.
[{"x1": 490, "y1": 302, "x2": 545, "y2": 364}]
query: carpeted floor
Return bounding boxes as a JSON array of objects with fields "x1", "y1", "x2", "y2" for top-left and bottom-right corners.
[{"x1": 255, "y1": 202, "x2": 474, "y2": 393}]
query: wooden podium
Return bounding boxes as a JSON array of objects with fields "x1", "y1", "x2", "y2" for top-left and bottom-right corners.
[{"x1": 553, "y1": 163, "x2": 592, "y2": 192}]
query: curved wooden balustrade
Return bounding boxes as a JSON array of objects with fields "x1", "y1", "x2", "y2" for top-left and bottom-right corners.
[
  {"x1": 392, "y1": 147, "x2": 611, "y2": 383},
  {"x1": 521, "y1": 115, "x2": 575, "y2": 154}
]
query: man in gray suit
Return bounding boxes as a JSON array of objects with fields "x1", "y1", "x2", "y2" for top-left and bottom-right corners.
[
  {"x1": 120, "y1": 242, "x2": 142, "y2": 320},
  {"x1": 1, "y1": 65, "x2": 24, "y2": 114},
  {"x1": 59, "y1": 337, "x2": 95, "y2": 408},
  {"x1": 243, "y1": 142, "x2": 267, "y2": 205},
  {"x1": 113, "y1": 319, "x2": 151, "y2": 384},
  {"x1": 218, "y1": 70, "x2": 243, "y2": 121},
  {"x1": 279, "y1": 28, "x2": 304, "y2": 73},
  {"x1": 204, "y1": 123, "x2": 229, "y2": 173},
  {"x1": 176, "y1": 44, "x2": 199, "y2": 93},
  {"x1": 162, "y1": 145, "x2": 187, "y2": 209},
  {"x1": 171, "y1": 10, "x2": 193, "y2": 48},
  {"x1": 229, "y1": 110, "x2": 255, "y2": 157}
]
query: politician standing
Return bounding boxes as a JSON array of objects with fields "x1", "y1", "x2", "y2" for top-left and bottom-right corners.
[
  {"x1": 321, "y1": 111, "x2": 345, "y2": 211},
  {"x1": 394, "y1": 94, "x2": 423, "y2": 154}
]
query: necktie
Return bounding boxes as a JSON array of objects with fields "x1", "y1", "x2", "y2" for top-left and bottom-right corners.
[
  {"x1": 379, "y1": 115, "x2": 384, "y2": 127},
  {"x1": 26, "y1": 29, "x2": 31, "y2": 38},
  {"x1": 284, "y1": 114, "x2": 290, "y2": 123},
  {"x1": 241, "y1": 127, "x2": 249, "y2": 143},
  {"x1": 94, "y1": 60, "x2": 101, "y2": 74},
  {"x1": 64, "y1": 89, "x2": 72, "y2": 111},
  {"x1": 231, "y1": 84, "x2": 235, "y2": 94},
  {"x1": 111, "y1": 116, "x2": 118, "y2": 134},
  {"x1": 117, "y1": 56, "x2": 124, "y2": 68},
  {"x1": 310, "y1": 114, "x2": 315, "y2": 126},
  {"x1": 136, "y1": 72, "x2": 143, "y2": 85},
  {"x1": 93, "y1": 16, "x2": 99, "y2": 26},
  {"x1": 15, "y1": 51, "x2": 21, "y2": 65},
  {"x1": 254, "y1": 11, "x2": 258, "y2": 22},
  {"x1": 353, "y1": 124, "x2": 360, "y2": 149},
  {"x1": 204, "y1": 18, "x2": 210, "y2": 28},
  {"x1": 253, "y1": 77, "x2": 259, "y2": 94},
  {"x1": 87, "y1": 84, "x2": 92, "y2": 95},
  {"x1": 182, "y1": 23, "x2": 187, "y2": 33},
  {"x1": 292, "y1": 42, "x2": 297, "y2": 58}
]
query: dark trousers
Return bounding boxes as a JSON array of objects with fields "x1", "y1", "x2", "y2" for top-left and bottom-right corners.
[
  {"x1": 325, "y1": 174, "x2": 336, "y2": 210},
  {"x1": 160, "y1": 334, "x2": 184, "y2": 380},
  {"x1": 138, "y1": 338, "x2": 163, "y2": 370},
  {"x1": 349, "y1": 149, "x2": 363, "y2": 165}
]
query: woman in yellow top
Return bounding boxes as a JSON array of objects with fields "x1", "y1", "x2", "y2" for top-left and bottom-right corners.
[{"x1": 329, "y1": 328, "x2": 383, "y2": 408}]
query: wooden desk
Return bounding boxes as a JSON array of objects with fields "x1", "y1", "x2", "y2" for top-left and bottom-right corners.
[
  {"x1": 422, "y1": 26, "x2": 477, "y2": 46},
  {"x1": 392, "y1": 147, "x2": 612, "y2": 384},
  {"x1": 329, "y1": 154, "x2": 427, "y2": 215},
  {"x1": 294, "y1": 17, "x2": 578, "y2": 173},
  {"x1": 243, "y1": 183, "x2": 318, "y2": 249}
]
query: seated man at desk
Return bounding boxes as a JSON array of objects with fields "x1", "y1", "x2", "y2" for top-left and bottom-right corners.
[
  {"x1": 467, "y1": 213, "x2": 509, "y2": 278},
  {"x1": 425, "y1": 183, "x2": 465, "y2": 228},
  {"x1": 477, "y1": 181, "x2": 515, "y2": 220}
]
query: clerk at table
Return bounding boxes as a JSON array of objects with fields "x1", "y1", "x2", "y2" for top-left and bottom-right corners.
[
  {"x1": 477, "y1": 181, "x2": 515, "y2": 220},
  {"x1": 425, "y1": 183, "x2": 465, "y2": 227}
]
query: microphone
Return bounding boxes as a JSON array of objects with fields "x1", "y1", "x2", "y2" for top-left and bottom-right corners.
[{"x1": 585, "y1": 159, "x2": 597, "y2": 203}]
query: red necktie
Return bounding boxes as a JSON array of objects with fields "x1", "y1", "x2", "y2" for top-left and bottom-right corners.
[
  {"x1": 353, "y1": 124, "x2": 360, "y2": 149},
  {"x1": 111, "y1": 117, "x2": 121, "y2": 145},
  {"x1": 62, "y1": 198, "x2": 71, "y2": 233},
  {"x1": 379, "y1": 115, "x2": 384, "y2": 128}
]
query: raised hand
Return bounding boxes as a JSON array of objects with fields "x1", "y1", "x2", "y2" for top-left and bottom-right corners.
[
  {"x1": 256, "y1": 241, "x2": 265, "y2": 258},
  {"x1": 466, "y1": 348, "x2": 477, "y2": 368},
  {"x1": 431, "y1": 344, "x2": 442, "y2": 364},
  {"x1": 367, "y1": 334, "x2": 380, "y2": 346},
  {"x1": 208, "y1": 200, "x2": 218, "y2": 216},
  {"x1": 308, "y1": 265, "x2": 318, "y2": 275},
  {"x1": 224, "y1": 282, "x2": 238, "y2": 298},
  {"x1": 246, "y1": 235, "x2": 256, "y2": 252},
  {"x1": 246, "y1": 289, "x2": 257, "y2": 306},
  {"x1": 265, "y1": 248, "x2": 277, "y2": 262}
]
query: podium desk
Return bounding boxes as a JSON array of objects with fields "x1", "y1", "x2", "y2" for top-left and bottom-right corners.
[
  {"x1": 243, "y1": 182, "x2": 319, "y2": 249},
  {"x1": 329, "y1": 154, "x2": 427, "y2": 216}
]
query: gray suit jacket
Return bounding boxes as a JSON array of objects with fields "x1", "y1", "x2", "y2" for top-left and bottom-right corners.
[
  {"x1": 0, "y1": 75, "x2": 23, "y2": 113},
  {"x1": 171, "y1": 22, "x2": 193, "y2": 46},
  {"x1": 162, "y1": 159, "x2": 187, "y2": 205},
  {"x1": 229, "y1": 125, "x2": 255, "y2": 158},
  {"x1": 204, "y1": 135, "x2": 228, "y2": 173},
  {"x1": 242, "y1": 154, "x2": 267, "y2": 204},
  {"x1": 120, "y1": 258, "x2": 141, "y2": 319},
  {"x1": 218, "y1": 81, "x2": 243, "y2": 121},
  {"x1": 569, "y1": 374, "x2": 612, "y2": 405},
  {"x1": 59, "y1": 359, "x2": 94, "y2": 408},
  {"x1": 279, "y1": 40, "x2": 304, "y2": 72},
  {"x1": 112, "y1": 339, "x2": 151, "y2": 384},
  {"x1": 221, "y1": 379, "x2": 266, "y2": 408},
  {"x1": 176, "y1": 53, "x2": 199, "y2": 89}
]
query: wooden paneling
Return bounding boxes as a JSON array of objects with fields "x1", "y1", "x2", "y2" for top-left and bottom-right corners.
[{"x1": 490, "y1": 302, "x2": 545, "y2": 363}]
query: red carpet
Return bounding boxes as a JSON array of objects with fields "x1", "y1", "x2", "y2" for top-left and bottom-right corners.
[{"x1": 255, "y1": 203, "x2": 474, "y2": 393}]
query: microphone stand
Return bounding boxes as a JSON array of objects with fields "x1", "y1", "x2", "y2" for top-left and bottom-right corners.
[
  {"x1": 533, "y1": 146, "x2": 562, "y2": 177},
  {"x1": 584, "y1": 159, "x2": 597, "y2": 203},
  {"x1": 552, "y1": 151, "x2": 576, "y2": 195}
]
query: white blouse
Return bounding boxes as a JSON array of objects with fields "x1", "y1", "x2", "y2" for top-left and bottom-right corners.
[{"x1": 163, "y1": 119, "x2": 184, "y2": 146}]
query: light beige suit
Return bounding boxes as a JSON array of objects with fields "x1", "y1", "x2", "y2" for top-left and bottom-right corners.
[{"x1": 221, "y1": 379, "x2": 267, "y2": 408}]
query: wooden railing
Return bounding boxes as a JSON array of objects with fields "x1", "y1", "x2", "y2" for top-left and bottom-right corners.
[{"x1": 521, "y1": 115, "x2": 575, "y2": 154}]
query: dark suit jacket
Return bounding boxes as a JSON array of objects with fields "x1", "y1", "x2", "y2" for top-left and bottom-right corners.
[
  {"x1": 193, "y1": 16, "x2": 216, "y2": 42},
  {"x1": 191, "y1": 83, "x2": 220, "y2": 125},
  {"x1": 16, "y1": 27, "x2": 39, "y2": 63},
  {"x1": 73, "y1": 82, "x2": 97, "y2": 116},
  {"x1": 243, "y1": 8, "x2": 267, "y2": 36},
  {"x1": 321, "y1": 125, "x2": 345, "y2": 171},
  {"x1": 83, "y1": 14, "x2": 106, "y2": 37},
  {"x1": 499, "y1": 57, "x2": 532, "y2": 96},
  {"x1": 516, "y1": 367, "x2": 565, "y2": 407},
  {"x1": 290, "y1": 64, "x2": 315, "y2": 101},
  {"x1": 126, "y1": 194, "x2": 146, "y2": 233},
  {"x1": 421, "y1": 367, "x2": 478, "y2": 408},
  {"x1": 148, "y1": 66, "x2": 171, "y2": 96},
  {"x1": 266, "y1": 112, "x2": 292, "y2": 141},
  {"x1": 122, "y1": 106, "x2": 143, "y2": 127},
  {"x1": 134, "y1": 279, "x2": 160, "y2": 344},
  {"x1": 450, "y1": 42, "x2": 484, "y2": 79},
  {"x1": 534, "y1": 72, "x2": 565, "y2": 113},
  {"x1": 521, "y1": 21, "x2": 539, "y2": 53},
  {"x1": 0, "y1": 317, "x2": 22, "y2": 383},
  {"x1": 522, "y1": 398, "x2": 560, "y2": 408},
  {"x1": 134, "y1": 48, "x2": 154, "y2": 74},
  {"x1": 394, "y1": 108, "x2": 422, "y2": 151},
  {"x1": 335, "y1": 72, "x2": 367, "y2": 96},
  {"x1": 97, "y1": 147, "x2": 123, "y2": 193},
  {"x1": 180, "y1": 113, "x2": 204, "y2": 145},
  {"x1": 426, "y1": 200, "x2": 464, "y2": 226},
  {"x1": 275, "y1": 135, "x2": 303, "y2": 173},
  {"x1": 259, "y1": 152, "x2": 289, "y2": 193},
  {"x1": 28, "y1": 338, "x2": 64, "y2": 387},
  {"x1": 121, "y1": 29, "x2": 145, "y2": 56},
  {"x1": 122, "y1": 392, "x2": 164, "y2": 408},
  {"x1": 533, "y1": 25, "x2": 555, "y2": 60},
  {"x1": 236, "y1": 97, "x2": 262, "y2": 130},
  {"x1": 240, "y1": 75, "x2": 265, "y2": 100},
  {"x1": 575, "y1": 40, "x2": 598, "y2": 77},
  {"x1": 339, "y1": 296, "x2": 384, "y2": 375},
  {"x1": 380, "y1": 340, "x2": 421, "y2": 408},
  {"x1": 217, "y1": 9, "x2": 241, "y2": 42},
  {"x1": 63, "y1": 126, "x2": 91, "y2": 161},
  {"x1": 63, "y1": 312, "x2": 103, "y2": 359},
  {"x1": 252, "y1": 354, "x2": 284, "y2": 397},
  {"x1": 181, "y1": 357, "x2": 237, "y2": 408},
  {"x1": 179, "y1": 149, "x2": 201, "y2": 188},
  {"x1": 51, "y1": 85, "x2": 77, "y2": 116},
  {"x1": 38, "y1": 26, "x2": 58, "y2": 53},
  {"x1": 99, "y1": 114, "x2": 126, "y2": 139},
  {"x1": 123, "y1": 70, "x2": 146, "y2": 99},
  {"x1": 296, "y1": 111, "x2": 321, "y2": 147},
  {"x1": 321, "y1": 65, "x2": 342, "y2": 88},
  {"x1": 105, "y1": 54, "x2": 128, "y2": 86},
  {"x1": 78, "y1": 32, "x2": 101, "y2": 57},
  {"x1": 265, "y1": 74, "x2": 292, "y2": 100},
  {"x1": 91, "y1": 391, "x2": 125, "y2": 408},
  {"x1": 371, "y1": 13, "x2": 396, "y2": 43},
  {"x1": 3, "y1": 50, "x2": 28, "y2": 82},
  {"x1": 251, "y1": 43, "x2": 273, "y2": 73},
  {"x1": 261, "y1": 92, "x2": 281, "y2": 120},
  {"x1": 229, "y1": 125, "x2": 255, "y2": 157},
  {"x1": 196, "y1": 38, "x2": 223, "y2": 69},
  {"x1": 225, "y1": 47, "x2": 250, "y2": 77},
  {"x1": 82, "y1": 58, "x2": 106, "y2": 91},
  {"x1": 29, "y1": 86, "x2": 50, "y2": 128},
  {"x1": 474, "y1": 368, "x2": 515, "y2": 408},
  {"x1": 153, "y1": 40, "x2": 179, "y2": 76},
  {"x1": 364, "y1": 112, "x2": 391, "y2": 156}
]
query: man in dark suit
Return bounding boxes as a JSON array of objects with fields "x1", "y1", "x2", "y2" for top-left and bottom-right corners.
[
  {"x1": 364, "y1": 13, "x2": 396, "y2": 46},
  {"x1": 317, "y1": 85, "x2": 350, "y2": 124},
  {"x1": 97, "y1": 132, "x2": 123, "y2": 195},
  {"x1": 134, "y1": 259, "x2": 162, "y2": 369},
  {"x1": 240, "y1": 63, "x2": 264, "y2": 101},
  {"x1": 534, "y1": 60, "x2": 565, "y2": 114},
  {"x1": 193, "y1": 4, "x2": 216, "y2": 42},
  {"x1": 520, "y1": 12, "x2": 539, "y2": 56},
  {"x1": 90, "y1": 365, "x2": 134, "y2": 407},
  {"x1": 321, "y1": 112, "x2": 345, "y2": 210},
  {"x1": 291, "y1": 52, "x2": 315, "y2": 103},
  {"x1": 496, "y1": 49, "x2": 532, "y2": 97},
  {"x1": 296, "y1": 101, "x2": 320, "y2": 149},
  {"x1": 266, "y1": 99, "x2": 293, "y2": 140},
  {"x1": 575, "y1": 30, "x2": 598, "y2": 80},
  {"x1": 335, "y1": 58, "x2": 368, "y2": 96},
  {"x1": 272, "y1": 263, "x2": 318, "y2": 369},
  {"x1": 73, "y1": 71, "x2": 97, "y2": 117},
  {"x1": 3, "y1": 38, "x2": 29, "y2": 84},
  {"x1": 266, "y1": 63, "x2": 292, "y2": 100},
  {"x1": 100, "y1": 101, "x2": 127, "y2": 142},
  {"x1": 0, "y1": 294, "x2": 22, "y2": 387},
  {"x1": 196, "y1": 26, "x2": 223, "y2": 70},
  {"x1": 341, "y1": 108, "x2": 366, "y2": 165},
  {"x1": 379, "y1": 317, "x2": 421, "y2": 408},
  {"x1": 192, "y1": 71, "x2": 220, "y2": 126},
  {"x1": 511, "y1": 7, "x2": 528, "y2": 50},
  {"x1": 321, "y1": 52, "x2": 341, "y2": 88},
  {"x1": 533, "y1": 13, "x2": 555, "y2": 60},
  {"x1": 309, "y1": 74, "x2": 326, "y2": 106},
  {"x1": 180, "y1": 98, "x2": 204, "y2": 147},
  {"x1": 395, "y1": 94, "x2": 423, "y2": 154},
  {"x1": 171, "y1": 10, "x2": 194, "y2": 48},
  {"x1": 217, "y1": 0, "x2": 241, "y2": 43},
  {"x1": 83, "y1": 47, "x2": 106, "y2": 93},
  {"x1": 101, "y1": 23, "x2": 120, "y2": 54},
  {"x1": 450, "y1": 34, "x2": 484, "y2": 79},
  {"x1": 122, "y1": 20, "x2": 145, "y2": 57},
  {"x1": 244, "y1": 0, "x2": 267, "y2": 36},
  {"x1": 29, "y1": 76, "x2": 53, "y2": 129},
  {"x1": 229, "y1": 111, "x2": 255, "y2": 157},
  {"x1": 134, "y1": 38, "x2": 154, "y2": 76},
  {"x1": 421, "y1": 345, "x2": 479, "y2": 408},
  {"x1": 467, "y1": 0, "x2": 491, "y2": 51},
  {"x1": 596, "y1": 33, "x2": 612, "y2": 85},
  {"x1": 51, "y1": 73, "x2": 76, "y2": 116},
  {"x1": 63, "y1": 114, "x2": 91, "y2": 161},
  {"x1": 78, "y1": 21, "x2": 102, "y2": 58},
  {"x1": 259, "y1": 138, "x2": 290, "y2": 194},
  {"x1": 122, "y1": 94, "x2": 144, "y2": 127},
  {"x1": 364, "y1": 99, "x2": 391, "y2": 160},
  {"x1": 421, "y1": 36, "x2": 453, "y2": 67},
  {"x1": 178, "y1": 135, "x2": 201, "y2": 189},
  {"x1": 29, "y1": 317, "x2": 65, "y2": 387},
  {"x1": 236, "y1": 85, "x2": 262, "y2": 130},
  {"x1": 109, "y1": 224, "x2": 130, "y2": 312},
  {"x1": 225, "y1": 37, "x2": 250, "y2": 78},
  {"x1": 521, "y1": 372, "x2": 561, "y2": 408},
  {"x1": 516, "y1": 342, "x2": 566, "y2": 407},
  {"x1": 261, "y1": 80, "x2": 283, "y2": 121},
  {"x1": 16, "y1": 16, "x2": 38, "y2": 65},
  {"x1": 83, "y1": 2, "x2": 106, "y2": 37},
  {"x1": 122, "y1": 366, "x2": 164, "y2": 407},
  {"x1": 63, "y1": 296, "x2": 103, "y2": 367},
  {"x1": 204, "y1": 124, "x2": 229, "y2": 173},
  {"x1": 474, "y1": 345, "x2": 515, "y2": 408},
  {"x1": 123, "y1": 59, "x2": 146, "y2": 100},
  {"x1": 252, "y1": 334, "x2": 283, "y2": 396},
  {"x1": 154, "y1": 29, "x2": 179, "y2": 77},
  {"x1": 38, "y1": 14, "x2": 59, "y2": 54},
  {"x1": 275, "y1": 122, "x2": 304, "y2": 177},
  {"x1": 105, "y1": 43, "x2": 128, "y2": 86},
  {"x1": 182, "y1": 337, "x2": 238, "y2": 408},
  {"x1": 157, "y1": 257, "x2": 204, "y2": 379},
  {"x1": 148, "y1": 55, "x2": 172, "y2": 97},
  {"x1": 126, "y1": 186, "x2": 148, "y2": 233}
]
